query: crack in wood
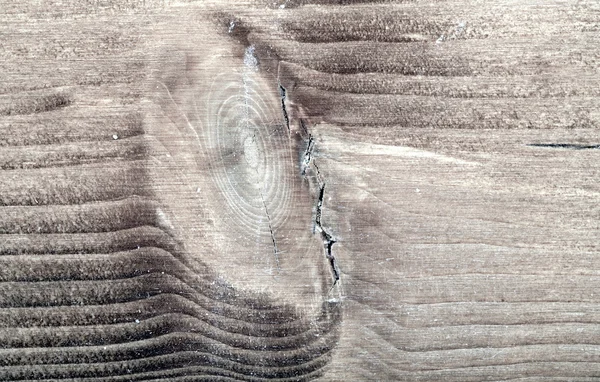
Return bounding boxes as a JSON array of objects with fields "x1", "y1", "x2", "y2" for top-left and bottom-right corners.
[
  {"x1": 316, "y1": 182, "x2": 340, "y2": 287},
  {"x1": 301, "y1": 133, "x2": 315, "y2": 176},
  {"x1": 260, "y1": 191, "x2": 281, "y2": 271},
  {"x1": 279, "y1": 84, "x2": 291, "y2": 132},
  {"x1": 298, "y1": 119, "x2": 340, "y2": 287},
  {"x1": 527, "y1": 143, "x2": 600, "y2": 150}
]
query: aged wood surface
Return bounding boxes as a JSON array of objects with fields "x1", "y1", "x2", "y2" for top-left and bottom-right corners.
[{"x1": 0, "y1": 0, "x2": 599, "y2": 380}]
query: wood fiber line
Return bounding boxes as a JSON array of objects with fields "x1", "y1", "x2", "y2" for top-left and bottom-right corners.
[
  {"x1": 0, "y1": 23, "x2": 141, "y2": 62},
  {"x1": 390, "y1": 362, "x2": 600, "y2": 382},
  {"x1": 0, "y1": 293, "x2": 333, "y2": 341},
  {"x1": 493, "y1": 379, "x2": 600, "y2": 382},
  {"x1": 0, "y1": 282, "x2": 339, "y2": 378},
  {"x1": 0, "y1": 304, "x2": 337, "y2": 351},
  {"x1": 396, "y1": 302, "x2": 600, "y2": 328},
  {"x1": 19, "y1": 373, "x2": 307, "y2": 382},
  {"x1": 0, "y1": 91, "x2": 72, "y2": 116},
  {"x1": 0, "y1": 57, "x2": 147, "y2": 92},
  {"x1": 12, "y1": 367, "x2": 326, "y2": 382},
  {"x1": 0, "y1": 197, "x2": 160, "y2": 234},
  {"x1": 349, "y1": 273, "x2": 600, "y2": 304},
  {"x1": 0, "y1": 312, "x2": 337, "y2": 360},
  {"x1": 0, "y1": 318, "x2": 337, "y2": 379},
  {"x1": 291, "y1": 87, "x2": 599, "y2": 129},
  {"x1": 0, "y1": 177, "x2": 338, "y2": 377},
  {"x1": 0, "y1": 111, "x2": 144, "y2": 147},
  {"x1": 251, "y1": 33, "x2": 599, "y2": 76},
  {"x1": 0, "y1": 250, "x2": 182, "y2": 283},
  {"x1": 0, "y1": 267, "x2": 314, "y2": 321},
  {"x1": 0, "y1": 293, "x2": 272, "y2": 330},
  {"x1": 0, "y1": 273, "x2": 337, "y2": 339},
  {"x1": 0, "y1": 161, "x2": 149, "y2": 206},
  {"x1": 4, "y1": 324, "x2": 337, "y2": 368},
  {"x1": 260, "y1": 0, "x2": 398, "y2": 8},
  {"x1": 269, "y1": 3, "x2": 599, "y2": 43},
  {"x1": 237, "y1": 3, "x2": 599, "y2": 132},
  {"x1": 362, "y1": 321, "x2": 600, "y2": 352},
  {"x1": 2, "y1": 363, "x2": 326, "y2": 382},
  {"x1": 278, "y1": 62, "x2": 600, "y2": 98},
  {"x1": 251, "y1": 36, "x2": 471, "y2": 76},
  {"x1": 0, "y1": 349, "x2": 332, "y2": 381},
  {"x1": 0, "y1": 226, "x2": 179, "y2": 256},
  {"x1": 0, "y1": 136, "x2": 147, "y2": 171},
  {"x1": 329, "y1": 318, "x2": 600, "y2": 375},
  {"x1": 348, "y1": 363, "x2": 600, "y2": 382}
]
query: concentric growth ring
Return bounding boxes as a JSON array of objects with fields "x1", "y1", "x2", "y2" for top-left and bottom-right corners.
[{"x1": 200, "y1": 65, "x2": 295, "y2": 244}]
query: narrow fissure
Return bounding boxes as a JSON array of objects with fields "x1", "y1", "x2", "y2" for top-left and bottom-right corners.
[
  {"x1": 301, "y1": 134, "x2": 315, "y2": 176},
  {"x1": 527, "y1": 143, "x2": 600, "y2": 150},
  {"x1": 279, "y1": 84, "x2": 290, "y2": 132},
  {"x1": 315, "y1": 182, "x2": 340, "y2": 285},
  {"x1": 273, "y1": 62, "x2": 340, "y2": 284},
  {"x1": 260, "y1": 192, "x2": 281, "y2": 270},
  {"x1": 298, "y1": 119, "x2": 340, "y2": 286}
]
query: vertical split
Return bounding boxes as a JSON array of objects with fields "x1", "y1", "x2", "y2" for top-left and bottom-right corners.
[{"x1": 298, "y1": 118, "x2": 341, "y2": 288}]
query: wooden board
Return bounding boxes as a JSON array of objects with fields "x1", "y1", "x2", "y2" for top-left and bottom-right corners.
[{"x1": 0, "y1": 1, "x2": 599, "y2": 380}]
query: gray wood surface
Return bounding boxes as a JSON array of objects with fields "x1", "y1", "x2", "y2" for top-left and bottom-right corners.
[{"x1": 1, "y1": 1, "x2": 599, "y2": 380}]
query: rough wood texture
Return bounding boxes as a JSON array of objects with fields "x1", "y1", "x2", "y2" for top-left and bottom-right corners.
[{"x1": 0, "y1": 0, "x2": 599, "y2": 381}]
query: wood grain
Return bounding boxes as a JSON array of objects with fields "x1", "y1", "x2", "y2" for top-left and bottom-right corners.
[{"x1": 0, "y1": 0, "x2": 599, "y2": 381}]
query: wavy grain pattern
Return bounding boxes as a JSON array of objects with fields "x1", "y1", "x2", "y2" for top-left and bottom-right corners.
[{"x1": 0, "y1": 2, "x2": 340, "y2": 381}]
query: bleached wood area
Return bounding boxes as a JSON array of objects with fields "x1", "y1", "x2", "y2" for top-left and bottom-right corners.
[{"x1": 0, "y1": 0, "x2": 599, "y2": 380}]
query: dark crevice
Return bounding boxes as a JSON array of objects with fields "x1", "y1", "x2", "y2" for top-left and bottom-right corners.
[
  {"x1": 315, "y1": 183, "x2": 325, "y2": 228},
  {"x1": 527, "y1": 143, "x2": 600, "y2": 150},
  {"x1": 266, "y1": 0, "x2": 394, "y2": 8},
  {"x1": 279, "y1": 84, "x2": 290, "y2": 132},
  {"x1": 299, "y1": 128, "x2": 339, "y2": 286},
  {"x1": 315, "y1": 183, "x2": 340, "y2": 286},
  {"x1": 301, "y1": 134, "x2": 314, "y2": 176},
  {"x1": 260, "y1": 193, "x2": 281, "y2": 271},
  {"x1": 277, "y1": 56, "x2": 339, "y2": 283}
]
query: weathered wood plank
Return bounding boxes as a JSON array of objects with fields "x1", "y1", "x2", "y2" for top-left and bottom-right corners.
[{"x1": 0, "y1": 0, "x2": 599, "y2": 380}]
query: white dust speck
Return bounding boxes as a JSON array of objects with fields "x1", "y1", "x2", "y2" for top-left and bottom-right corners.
[
  {"x1": 228, "y1": 20, "x2": 235, "y2": 33},
  {"x1": 135, "y1": 319, "x2": 140, "y2": 324},
  {"x1": 112, "y1": 134, "x2": 119, "y2": 140}
]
